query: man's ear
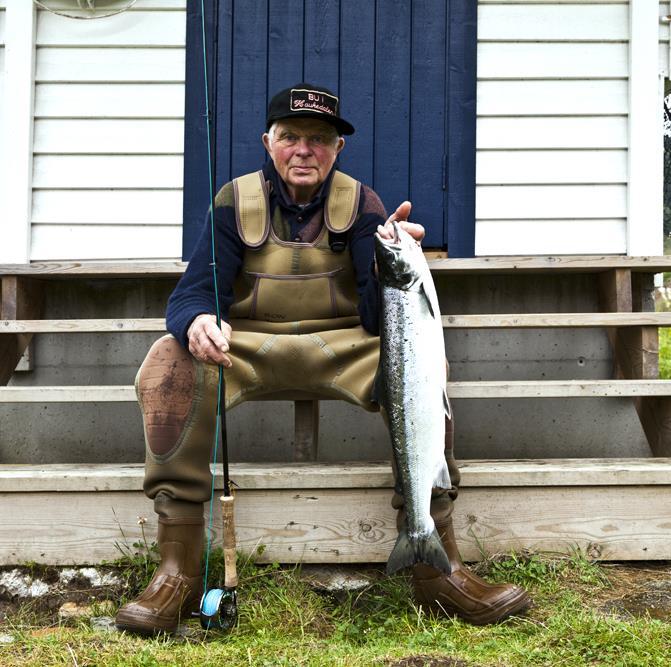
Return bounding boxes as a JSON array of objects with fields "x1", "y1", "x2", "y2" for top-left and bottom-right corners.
[
  {"x1": 262, "y1": 133, "x2": 272, "y2": 153},
  {"x1": 336, "y1": 137, "x2": 345, "y2": 154}
]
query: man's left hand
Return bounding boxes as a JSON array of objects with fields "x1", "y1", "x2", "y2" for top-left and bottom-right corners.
[{"x1": 376, "y1": 201, "x2": 425, "y2": 245}]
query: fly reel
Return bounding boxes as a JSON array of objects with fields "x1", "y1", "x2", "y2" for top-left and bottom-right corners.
[{"x1": 199, "y1": 587, "x2": 238, "y2": 631}]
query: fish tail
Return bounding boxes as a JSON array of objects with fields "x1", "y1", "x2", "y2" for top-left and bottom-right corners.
[{"x1": 386, "y1": 527, "x2": 452, "y2": 576}]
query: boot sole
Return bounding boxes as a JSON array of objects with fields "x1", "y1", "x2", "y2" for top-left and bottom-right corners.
[{"x1": 115, "y1": 600, "x2": 200, "y2": 636}]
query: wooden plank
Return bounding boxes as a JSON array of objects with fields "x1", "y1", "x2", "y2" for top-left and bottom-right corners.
[
  {"x1": 409, "y1": 0, "x2": 446, "y2": 248},
  {"x1": 477, "y1": 80, "x2": 627, "y2": 116},
  {"x1": 2, "y1": 256, "x2": 671, "y2": 279},
  {"x1": 30, "y1": 224, "x2": 181, "y2": 262},
  {"x1": 1, "y1": 0, "x2": 35, "y2": 263},
  {"x1": 474, "y1": 219, "x2": 626, "y2": 256},
  {"x1": 0, "y1": 319, "x2": 166, "y2": 333},
  {"x1": 0, "y1": 277, "x2": 44, "y2": 384},
  {"x1": 7, "y1": 312, "x2": 671, "y2": 334},
  {"x1": 33, "y1": 119, "x2": 184, "y2": 154},
  {"x1": 478, "y1": 4, "x2": 628, "y2": 41},
  {"x1": 34, "y1": 83, "x2": 184, "y2": 118},
  {"x1": 338, "y1": 0, "x2": 375, "y2": 187},
  {"x1": 442, "y1": 313, "x2": 671, "y2": 329},
  {"x1": 32, "y1": 190, "x2": 183, "y2": 224},
  {"x1": 1, "y1": 482, "x2": 670, "y2": 564},
  {"x1": 478, "y1": 42, "x2": 627, "y2": 79},
  {"x1": 373, "y1": 0, "x2": 411, "y2": 222},
  {"x1": 4, "y1": 459, "x2": 671, "y2": 493},
  {"x1": 304, "y1": 0, "x2": 339, "y2": 90},
  {"x1": 36, "y1": 10, "x2": 185, "y2": 47},
  {"x1": 627, "y1": 1, "x2": 664, "y2": 256},
  {"x1": 5, "y1": 380, "x2": 671, "y2": 403},
  {"x1": 267, "y1": 0, "x2": 304, "y2": 95},
  {"x1": 35, "y1": 47, "x2": 185, "y2": 83},
  {"x1": 598, "y1": 269, "x2": 671, "y2": 456},
  {"x1": 476, "y1": 150, "x2": 626, "y2": 185},
  {"x1": 33, "y1": 156, "x2": 183, "y2": 189},
  {"x1": 230, "y1": 0, "x2": 267, "y2": 178},
  {"x1": 477, "y1": 117, "x2": 627, "y2": 150},
  {"x1": 476, "y1": 184, "x2": 627, "y2": 219},
  {"x1": 39, "y1": 0, "x2": 185, "y2": 7}
]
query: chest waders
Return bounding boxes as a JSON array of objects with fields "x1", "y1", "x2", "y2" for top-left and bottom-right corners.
[{"x1": 199, "y1": 168, "x2": 366, "y2": 630}]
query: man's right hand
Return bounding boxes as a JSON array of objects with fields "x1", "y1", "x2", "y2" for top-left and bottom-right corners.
[{"x1": 186, "y1": 314, "x2": 233, "y2": 367}]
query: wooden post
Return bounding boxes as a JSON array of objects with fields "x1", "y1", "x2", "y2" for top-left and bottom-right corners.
[
  {"x1": 293, "y1": 400, "x2": 319, "y2": 462},
  {"x1": 0, "y1": 277, "x2": 44, "y2": 384},
  {"x1": 598, "y1": 270, "x2": 671, "y2": 456}
]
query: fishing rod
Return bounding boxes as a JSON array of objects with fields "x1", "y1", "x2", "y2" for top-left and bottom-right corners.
[{"x1": 196, "y1": 0, "x2": 238, "y2": 632}]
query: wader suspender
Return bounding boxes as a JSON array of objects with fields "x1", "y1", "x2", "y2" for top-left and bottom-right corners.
[{"x1": 233, "y1": 169, "x2": 362, "y2": 249}]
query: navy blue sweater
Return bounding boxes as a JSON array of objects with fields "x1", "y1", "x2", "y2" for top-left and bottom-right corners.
[{"x1": 166, "y1": 163, "x2": 387, "y2": 347}]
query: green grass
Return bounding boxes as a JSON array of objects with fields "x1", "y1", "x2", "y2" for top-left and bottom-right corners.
[{"x1": 1, "y1": 550, "x2": 669, "y2": 666}]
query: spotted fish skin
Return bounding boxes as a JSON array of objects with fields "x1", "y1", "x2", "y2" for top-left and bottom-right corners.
[{"x1": 374, "y1": 222, "x2": 451, "y2": 576}]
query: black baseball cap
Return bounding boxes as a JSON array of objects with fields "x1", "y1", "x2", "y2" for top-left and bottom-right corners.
[{"x1": 266, "y1": 83, "x2": 355, "y2": 136}]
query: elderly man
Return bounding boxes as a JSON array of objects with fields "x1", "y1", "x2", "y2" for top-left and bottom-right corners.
[{"x1": 115, "y1": 83, "x2": 530, "y2": 635}]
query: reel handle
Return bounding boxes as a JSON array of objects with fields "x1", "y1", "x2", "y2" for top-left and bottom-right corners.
[{"x1": 221, "y1": 494, "x2": 238, "y2": 588}]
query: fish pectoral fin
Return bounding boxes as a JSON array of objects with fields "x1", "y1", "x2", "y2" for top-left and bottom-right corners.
[
  {"x1": 433, "y1": 461, "x2": 451, "y2": 490},
  {"x1": 420, "y1": 281, "x2": 436, "y2": 319},
  {"x1": 386, "y1": 527, "x2": 451, "y2": 576}
]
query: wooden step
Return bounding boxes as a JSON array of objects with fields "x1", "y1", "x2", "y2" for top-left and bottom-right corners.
[
  {"x1": 3, "y1": 312, "x2": 671, "y2": 334},
  {"x1": 3, "y1": 380, "x2": 671, "y2": 402},
  {"x1": 1, "y1": 459, "x2": 669, "y2": 565},
  {"x1": 3, "y1": 255, "x2": 671, "y2": 278}
]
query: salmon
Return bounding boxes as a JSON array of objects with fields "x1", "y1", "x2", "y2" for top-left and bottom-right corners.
[{"x1": 374, "y1": 222, "x2": 452, "y2": 575}]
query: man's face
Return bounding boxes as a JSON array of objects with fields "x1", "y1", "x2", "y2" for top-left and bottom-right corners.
[{"x1": 262, "y1": 118, "x2": 345, "y2": 204}]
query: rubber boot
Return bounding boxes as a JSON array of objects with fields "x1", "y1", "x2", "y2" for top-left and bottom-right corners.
[
  {"x1": 409, "y1": 495, "x2": 531, "y2": 625},
  {"x1": 115, "y1": 495, "x2": 204, "y2": 634},
  {"x1": 392, "y1": 408, "x2": 531, "y2": 625}
]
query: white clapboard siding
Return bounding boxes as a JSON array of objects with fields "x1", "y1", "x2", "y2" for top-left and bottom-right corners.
[
  {"x1": 475, "y1": 220, "x2": 627, "y2": 256},
  {"x1": 478, "y1": 42, "x2": 627, "y2": 79},
  {"x1": 477, "y1": 80, "x2": 627, "y2": 116},
  {"x1": 478, "y1": 4, "x2": 628, "y2": 40},
  {"x1": 33, "y1": 119, "x2": 184, "y2": 154},
  {"x1": 30, "y1": 224, "x2": 182, "y2": 261},
  {"x1": 36, "y1": 10, "x2": 185, "y2": 47},
  {"x1": 34, "y1": 83, "x2": 184, "y2": 118},
  {"x1": 42, "y1": 0, "x2": 186, "y2": 8},
  {"x1": 28, "y1": 2, "x2": 186, "y2": 261},
  {"x1": 476, "y1": 185, "x2": 627, "y2": 220},
  {"x1": 32, "y1": 190, "x2": 183, "y2": 224},
  {"x1": 477, "y1": 117, "x2": 627, "y2": 150},
  {"x1": 475, "y1": 1, "x2": 630, "y2": 257},
  {"x1": 35, "y1": 47, "x2": 185, "y2": 83},
  {"x1": 33, "y1": 156, "x2": 183, "y2": 189},
  {"x1": 476, "y1": 150, "x2": 626, "y2": 185}
]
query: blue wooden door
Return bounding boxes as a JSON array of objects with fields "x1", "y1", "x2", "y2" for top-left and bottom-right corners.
[{"x1": 183, "y1": 0, "x2": 476, "y2": 257}]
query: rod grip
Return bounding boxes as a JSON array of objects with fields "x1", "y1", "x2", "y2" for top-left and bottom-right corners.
[{"x1": 220, "y1": 494, "x2": 238, "y2": 588}]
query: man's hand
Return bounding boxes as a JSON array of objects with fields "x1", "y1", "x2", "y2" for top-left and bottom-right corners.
[
  {"x1": 187, "y1": 314, "x2": 233, "y2": 367},
  {"x1": 376, "y1": 201, "x2": 425, "y2": 245}
]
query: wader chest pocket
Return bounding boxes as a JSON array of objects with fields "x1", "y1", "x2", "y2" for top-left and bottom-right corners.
[{"x1": 248, "y1": 269, "x2": 353, "y2": 322}]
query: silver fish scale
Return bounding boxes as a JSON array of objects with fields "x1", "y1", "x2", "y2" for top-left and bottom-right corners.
[{"x1": 379, "y1": 250, "x2": 450, "y2": 541}]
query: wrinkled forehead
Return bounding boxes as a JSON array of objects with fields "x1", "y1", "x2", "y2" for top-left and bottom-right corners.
[{"x1": 272, "y1": 118, "x2": 339, "y2": 136}]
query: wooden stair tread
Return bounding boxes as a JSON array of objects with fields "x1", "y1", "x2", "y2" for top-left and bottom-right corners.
[
  {"x1": 0, "y1": 459, "x2": 670, "y2": 492},
  {"x1": 3, "y1": 255, "x2": 671, "y2": 279},
  {"x1": 3, "y1": 312, "x2": 671, "y2": 333},
  {"x1": 4, "y1": 379, "x2": 671, "y2": 402}
]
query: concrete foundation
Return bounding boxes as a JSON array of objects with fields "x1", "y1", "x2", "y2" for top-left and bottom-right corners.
[{"x1": 0, "y1": 273, "x2": 652, "y2": 464}]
